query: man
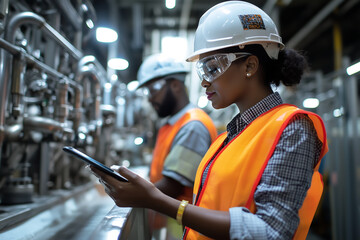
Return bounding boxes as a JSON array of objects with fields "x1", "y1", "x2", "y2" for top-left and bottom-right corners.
[{"x1": 137, "y1": 53, "x2": 217, "y2": 239}]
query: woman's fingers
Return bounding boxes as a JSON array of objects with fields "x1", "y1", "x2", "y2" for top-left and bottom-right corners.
[
  {"x1": 117, "y1": 166, "x2": 139, "y2": 182},
  {"x1": 88, "y1": 165, "x2": 102, "y2": 178},
  {"x1": 89, "y1": 166, "x2": 115, "y2": 183},
  {"x1": 88, "y1": 164, "x2": 157, "y2": 208}
]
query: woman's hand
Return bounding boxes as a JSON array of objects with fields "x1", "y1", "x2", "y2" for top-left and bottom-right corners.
[
  {"x1": 89, "y1": 165, "x2": 231, "y2": 239},
  {"x1": 89, "y1": 165, "x2": 161, "y2": 208}
]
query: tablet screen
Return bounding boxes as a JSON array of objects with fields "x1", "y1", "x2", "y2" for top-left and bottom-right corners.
[{"x1": 62, "y1": 146, "x2": 128, "y2": 182}]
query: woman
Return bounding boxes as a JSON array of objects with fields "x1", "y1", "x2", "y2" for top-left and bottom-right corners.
[{"x1": 91, "y1": 1, "x2": 328, "y2": 239}]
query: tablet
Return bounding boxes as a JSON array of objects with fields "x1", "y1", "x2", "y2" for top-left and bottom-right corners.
[{"x1": 62, "y1": 146, "x2": 128, "y2": 182}]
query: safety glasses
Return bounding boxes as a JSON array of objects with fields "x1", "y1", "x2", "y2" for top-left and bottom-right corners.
[
  {"x1": 196, "y1": 52, "x2": 251, "y2": 83},
  {"x1": 143, "y1": 78, "x2": 167, "y2": 97}
]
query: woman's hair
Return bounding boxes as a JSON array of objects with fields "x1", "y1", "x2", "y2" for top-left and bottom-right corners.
[{"x1": 223, "y1": 45, "x2": 309, "y2": 87}]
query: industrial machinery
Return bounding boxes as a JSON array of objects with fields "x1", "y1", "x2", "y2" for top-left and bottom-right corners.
[{"x1": 0, "y1": 1, "x2": 155, "y2": 236}]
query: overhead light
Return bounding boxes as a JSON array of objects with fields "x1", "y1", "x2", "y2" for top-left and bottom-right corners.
[
  {"x1": 166, "y1": 0, "x2": 176, "y2": 9},
  {"x1": 134, "y1": 137, "x2": 144, "y2": 145},
  {"x1": 85, "y1": 19, "x2": 94, "y2": 29},
  {"x1": 346, "y1": 61, "x2": 360, "y2": 75},
  {"x1": 96, "y1": 27, "x2": 118, "y2": 43},
  {"x1": 81, "y1": 4, "x2": 89, "y2": 12},
  {"x1": 303, "y1": 98, "x2": 319, "y2": 108},
  {"x1": 108, "y1": 58, "x2": 129, "y2": 70}
]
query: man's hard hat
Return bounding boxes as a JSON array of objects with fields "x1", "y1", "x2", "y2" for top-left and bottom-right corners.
[{"x1": 137, "y1": 53, "x2": 189, "y2": 88}]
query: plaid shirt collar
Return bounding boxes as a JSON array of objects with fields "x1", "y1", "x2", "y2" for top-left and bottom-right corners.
[{"x1": 226, "y1": 92, "x2": 283, "y2": 141}]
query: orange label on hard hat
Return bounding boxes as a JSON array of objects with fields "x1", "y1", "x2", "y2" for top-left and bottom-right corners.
[{"x1": 239, "y1": 14, "x2": 266, "y2": 30}]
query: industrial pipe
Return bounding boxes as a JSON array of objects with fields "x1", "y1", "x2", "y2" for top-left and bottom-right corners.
[
  {"x1": 23, "y1": 116, "x2": 63, "y2": 133},
  {"x1": 76, "y1": 65, "x2": 103, "y2": 143},
  {"x1": 53, "y1": 0, "x2": 82, "y2": 31},
  {"x1": 0, "y1": 12, "x2": 83, "y2": 160},
  {"x1": 11, "y1": 53, "x2": 26, "y2": 118},
  {"x1": 5, "y1": 12, "x2": 82, "y2": 60},
  {"x1": 55, "y1": 79, "x2": 69, "y2": 123},
  {"x1": 77, "y1": 55, "x2": 108, "y2": 86},
  {"x1": 4, "y1": 123, "x2": 22, "y2": 141}
]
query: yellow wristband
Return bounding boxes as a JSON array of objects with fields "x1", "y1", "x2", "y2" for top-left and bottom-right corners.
[{"x1": 176, "y1": 200, "x2": 189, "y2": 225}]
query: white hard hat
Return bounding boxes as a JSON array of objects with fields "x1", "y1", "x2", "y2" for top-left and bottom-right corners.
[
  {"x1": 137, "y1": 53, "x2": 189, "y2": 88},
  {"x1": 187, "y1": 1, "x2": 285, "y2": 62}
]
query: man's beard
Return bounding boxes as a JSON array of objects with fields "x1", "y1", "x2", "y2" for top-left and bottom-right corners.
[{"x1": 157, "y1": 86, "x2": 176, "y2": 118}]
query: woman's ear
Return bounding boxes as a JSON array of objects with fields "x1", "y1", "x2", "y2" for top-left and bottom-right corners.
[{"x1": 245, "y1": 55, "x2": 259, "y2": 76}]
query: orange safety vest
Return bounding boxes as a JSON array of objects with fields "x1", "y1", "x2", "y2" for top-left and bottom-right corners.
[
  {"x1": 150, "y1": 108, "x2": 218, "y2": 202},
  {"x1": 183, "y1": 104, "x2": 328, "y2": 240}
]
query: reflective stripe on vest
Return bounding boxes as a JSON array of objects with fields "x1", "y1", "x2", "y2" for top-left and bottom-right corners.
[
  {"x1": 150, "y1": 108, "x2": 218, "y2": 202},
  {"x1": 184, "y1": 104, "x2": 328, "y2": 240}
]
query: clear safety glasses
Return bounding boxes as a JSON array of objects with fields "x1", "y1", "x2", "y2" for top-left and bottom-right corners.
[
  {"x1": 143, "y1": 78, "x2": 167, "y2": 97},
  {"x1": 196, "y1": 52, "x2": 251, "y2": 83}
]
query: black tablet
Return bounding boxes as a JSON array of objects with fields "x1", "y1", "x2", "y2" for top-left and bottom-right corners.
[{"x1": 62, "y1": 146, "x2": 128, "y2": 182}]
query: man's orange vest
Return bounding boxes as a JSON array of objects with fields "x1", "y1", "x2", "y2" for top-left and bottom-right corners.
[
  {"x1": 183, "y1": 104, "x2": 328, "y2": 240},
  {"x1": 150, "y1": 108, "x2": 218, "y2": 202}
]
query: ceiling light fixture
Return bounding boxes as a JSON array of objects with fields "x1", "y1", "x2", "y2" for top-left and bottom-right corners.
[
  {"x1": 96, "y1": 27, "x2": 118, "y2": 43},
  {"x1": 86, "y1": 19, "x2": 94, "y2": 29},
  {"x1": 166, "y1": 0, "x2": 176, "y2": 9},
  {"x1": 302, "y1": 98, "x2": 319, "y2": 109},
  {"x1": 108, "y1": 58, "x2": 129, "y2": 70},
  {"x1": 346, "y1": 61, "x2": 360, "y2": 75}
]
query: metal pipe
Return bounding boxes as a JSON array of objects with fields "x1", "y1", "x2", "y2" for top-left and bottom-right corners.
[
  {"x1": 333, "y1": 22, "x2": 343, "y2": 71},
  {"x1": 53, "y1": 0, "x2": 82, "y2": 31},
  {"x1": 76, "y1": 65, "x2": 103, "y2": 143},
  {"x1": 55, "y1": 79, "x2": 69, "y2": 123},
  {"x1": 77, "y1": 55, "x2": 108, "y2": 86},
  {"x1": 0, "y1": 11, "x2": 83, "y2": 165},
  {"x1": 0, "y1": 37, "x2": 22, "y2": 55},
  {"x1": 179, "y1": 0, "x2": 192, "y2": 34},
  {"x1": 4, "y1": 123, "x2": 23, "y2": 141},
  {"x1": 0, "y1": 12, "x2": 82, "y2": 128},
  {"x1": 73, "y1": 85, "x2": 83, "y2": 132},
  {"x1": 0, "y1": 0, "x2": 9, "y2": 19},
  {"x1": 0, "y1": 37, "x2": 70, "y2": 80},
  {"x1": 286, "y1": 0, "x2": 343, "y2": 48},
  {"x1": 0, "y1": 0, "x2": 8, "y2": 35},
  {"x1": 5, "y1": 12, "x2": 82, "y2": 60},
  {"x1": 23, "y1": 116, "x2": 63, "y2": 133},
  {"x1": 76, "y1": 65, "x2": 102, "y2": 122},
  {"x1": 0, "y1": 36, "x2": 82, "y2": 133},
  {"x1": 11, "y1": 53, "x2": 26, "y2": 118}
]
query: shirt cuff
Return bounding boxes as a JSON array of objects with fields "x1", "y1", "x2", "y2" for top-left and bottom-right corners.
[{"x1": 229, "y1": 207, "x2": 267, "y2": 240}]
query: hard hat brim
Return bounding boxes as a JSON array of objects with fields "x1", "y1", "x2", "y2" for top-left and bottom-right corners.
[
  {"x1": 137, "y1": 71, "x2": 188, "y2": 89},
  {"x1": 186, "y1": 41, "x2": 285, "y2": 62}
]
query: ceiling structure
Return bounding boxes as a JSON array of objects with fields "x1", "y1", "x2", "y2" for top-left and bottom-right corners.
[{"x1": 84, "y1": 0, "x2": 360, "y2": 84}]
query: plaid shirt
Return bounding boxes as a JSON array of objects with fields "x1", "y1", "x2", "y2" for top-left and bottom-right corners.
[{"x1": 199, "y1": 92, "x2": 323, "y2": 239}]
